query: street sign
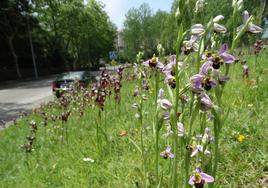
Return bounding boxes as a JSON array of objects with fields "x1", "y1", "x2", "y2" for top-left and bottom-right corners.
[{"x1": 109, "y1": 51, "x2": 118, "y2": 60}]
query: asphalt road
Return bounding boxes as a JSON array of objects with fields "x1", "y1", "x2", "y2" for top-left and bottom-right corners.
[
  {"x1": 0, "y1": 76, "x2": 55, "y2": 128},
  {"x1": 0, "y1": 66, "x2": 123, "y2": 129}
]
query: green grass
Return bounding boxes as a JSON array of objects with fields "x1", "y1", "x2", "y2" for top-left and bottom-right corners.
[{"x1": 1, "y1": 51, "x2": 268, "y2": 188}]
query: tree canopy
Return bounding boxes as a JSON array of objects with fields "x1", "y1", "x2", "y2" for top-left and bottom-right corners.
[
  {"x1": 121, "y1": 0, "x2": 267, "y2": 61},
  {"x1": 0, "y1": 0, "x2": 116, "y2": 79}
]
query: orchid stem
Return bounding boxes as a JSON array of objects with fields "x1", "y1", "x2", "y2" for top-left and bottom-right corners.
[
  {"x1": 154, "y1": 63, "x2": 160, "y2": 184},
  {"x1": 138, "y1": 70, "x2": 147, "y2": 188},
  {"x1": 155, "y1": 119, "x2": 159, "y2": 185}
]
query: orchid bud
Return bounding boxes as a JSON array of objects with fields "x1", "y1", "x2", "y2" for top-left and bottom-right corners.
[
  {"x1": 214, "y1": 23, "x2": 227, "y2": 33},
  {"x1": 232, "y1": 0, "x2": 236, "y2": 7},
  {"x1": 191, "y1": 24, "x2": 205, "y2": 35},
  {"x1": 242, "y1": 10, "x2": 250, "y2": 23},
  {"x1": 177, "y1": 122, "x2": 185, "y2": 137},
  {"x1": 232, "y1": 0, "x2": 243, "y2": 10},
  {"x1": 157, "y1": 44, "x2": 165, "y2": 57},
  {"x1": 199, "y1": 93, "x2": 213, "y2": 111},
  {"x1": 136, "y1": 51, "x2": 144, "y2": 63},
  {"x1": 195, "y1": 0, "x2": 205, "y2": 13},
  {"x1": 175, "y1": 7, "x2": 180, "y2": 18},
  {"x1": 237, "y1": 0, "x2": 243, "y2": 10},
  {"x1": 158, "y1": 88, "x2": 165, "y2": 99},
  {"x1": 213, "y1": 15, "x2": 224, "y2": 23}
]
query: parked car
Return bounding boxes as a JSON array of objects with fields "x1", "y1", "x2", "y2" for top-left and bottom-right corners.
[
  {"x1": 52, "y1": 71, "x2": 95, "y2": 97},
  {"x1": 99, "y1": 58, "x2": 106, "y2": 67}
]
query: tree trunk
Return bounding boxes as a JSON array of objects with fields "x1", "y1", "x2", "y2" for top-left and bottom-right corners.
[
  {"x1": 72, "y1": 59, "x2": 77, "y2": 70},
  {"x1": 259, "y1": 0, "x2": 267, "y2": 23},
  {"x1": 263, "y1": 0, "x2": 267, "y2": 18},
  {"x1": 7, "y1": 36, "x2": 21, "y2": 79}
]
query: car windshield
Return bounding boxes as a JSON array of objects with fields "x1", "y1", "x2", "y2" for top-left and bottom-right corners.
[{"x1": 56, "y1": 72, "x2": 84, "y2": 81}]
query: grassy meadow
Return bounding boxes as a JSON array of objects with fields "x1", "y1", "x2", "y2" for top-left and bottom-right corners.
[{"x1": 0, "y1": 50, "x2": 268, "y2": 188}]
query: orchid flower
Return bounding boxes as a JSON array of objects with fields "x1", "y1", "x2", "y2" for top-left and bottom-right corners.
[
  {"x1": 160, "y1": 146, "x2": 174, "y2": 159},
  {"x1": 162, "y1": 58, "x2": 176, "y2": 76},
  {"x1": 190, "y1": 74, "x2": 205, "y2": 93},
  {"x1": 189, "y1": 168, "x2": 214, "y2": 187},
  {"x1": 218, "y1": 44, "x2": 236, "y2": 64},
  {"x1": 237, "y1": 10, "x2": 262, "y2": 34},
  {"x1": 162, "y1": 56, "x2": 182, "y2": 88},
  {"x1": 162, "y1": 55, "x2": 182, "y2": 76},
  {"x1": 199, "y1": 61, "x2": 213, "y2": 75},
  {"x1": 143, "y1": 54, "x2": 164, "y2": 69},
  {"x1": 157, "y1": 98, "x2": 172, "y2": 110},
  {"x1": 199, "y1": 93, "x2": 213, "y2": 111},
  {"x1": 190, "y1": 74, "x2": 217, "y2": 93},
  {"x1": 183, "y1": 35, "x2": 199, "y2": 55},
  {"x1": 190, "y1": 144, "x2": 211, "y2": 157},
  {"x1": 163, "y1": 74, "x2": 176, "y2": 89},
  {"x1": 201, "y1": 44, "x2": 235, "y2": 71}
]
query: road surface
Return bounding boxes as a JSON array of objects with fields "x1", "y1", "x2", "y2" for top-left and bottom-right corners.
[
  {"x1": 0, "y1": 76, "x2": 55, "y2": 129},
  {"x1": 0, "y1": 67, "x2": 124, "y2": 129}
]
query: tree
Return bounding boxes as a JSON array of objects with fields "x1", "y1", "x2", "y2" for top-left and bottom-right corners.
[
  {"x1": 122, "y1": 3, "x2": 169, "y2": 61},
  {"x1": 0, "y1": 0, "x2": 24, "y2": 78},
  {"x1": 34, "y1": 0, "x2": 116, "y2": 69}
]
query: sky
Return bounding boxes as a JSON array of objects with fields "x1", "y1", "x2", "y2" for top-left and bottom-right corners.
[{"x1": 98, "y1": 0, "x2": 174, "y2": 30}]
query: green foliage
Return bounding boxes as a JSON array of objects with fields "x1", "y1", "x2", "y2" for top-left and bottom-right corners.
[
  {"x1": 0, "y1": 52, "x2": 268, "y2": 187},
  {"x1": 122, "y1": 4, "x2": 170, "y2": 61},
  {"x1": 0, "y1": 0, "x2": 116, "y2": 78},
  {"x1": 120, "y1": 0, "x2": 267, "y2": 61},
  {"x1": 34, "y1": 0, "x2": 116, "y2": 69}
]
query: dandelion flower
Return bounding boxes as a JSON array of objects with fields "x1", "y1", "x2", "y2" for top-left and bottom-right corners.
[{"x1": 238, "y1": 134, "x2": 245, "y2": 143}]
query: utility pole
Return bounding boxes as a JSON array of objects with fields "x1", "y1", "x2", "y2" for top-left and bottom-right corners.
[
  {"x1": 26, "y1": 14, "x2": 38, "y2": 79},
  {"x1": 20, "y1": 0, "x2": 38, "y2": 79}
]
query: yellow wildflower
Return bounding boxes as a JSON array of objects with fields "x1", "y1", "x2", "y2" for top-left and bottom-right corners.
[{"x1": 238, "y1": 134, "x2": 245, "y2": 143}]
